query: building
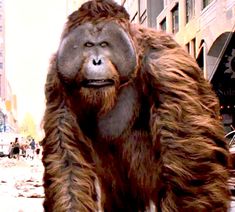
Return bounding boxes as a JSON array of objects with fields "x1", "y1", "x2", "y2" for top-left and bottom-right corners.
[
  {"x1": 0, "y1": 0, "x2": 6, "y2": 99},
  {"x1": 0, "y1": 0, "x2": 18, "y2": 133},
  {"x1": 0, "y1": 0, "x2": 7, "y2": 132},
  {"x1": 124, "y1": 0, "x2": 235, "y2": 133},
  {"x1": 156, "y1": 0, "x2": 235, "y2": 133}
]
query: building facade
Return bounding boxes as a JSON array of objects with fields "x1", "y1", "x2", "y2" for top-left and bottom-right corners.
[
  {"x1": 156, "y1": 0, "x2": 234, "y2": 80},
  {"x1": 0, "y1": 0, "x2": 7, "y2": 132},
  {"x1": 0, "y1": 0, "x2": 18, "y2": 133},
  {"x1": 124, "y1": 0, "x2": 162, "y2": 27},
  {"x1": 0, "y1": 0, "x2": 6, "y2": 99},
  {"x1": 124, "y1": 0, "x2": 235, "y2": 132},
  {"x1": 156, "y1": 0, "x2": 235, "y2": 133}
]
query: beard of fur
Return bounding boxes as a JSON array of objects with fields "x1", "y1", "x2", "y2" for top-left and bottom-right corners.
[{"x1": 79, "y1": 86, "x2": 117, "y2": 116}]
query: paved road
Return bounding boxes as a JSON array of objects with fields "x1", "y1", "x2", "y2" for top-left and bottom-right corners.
[
  {"x1": 0, "y1": 157, "x2": 44, "y2": 212},
  {"x1": 1, "y1": 157, "x2": 235, "y2": 212},
  {"x1": 0, "y1": 197, "x2": 44, "y2": 212}
]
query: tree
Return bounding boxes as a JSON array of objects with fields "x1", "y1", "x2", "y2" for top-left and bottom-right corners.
[{"x1": 19, "y1": 112, "x2": 38, "y2": 139}]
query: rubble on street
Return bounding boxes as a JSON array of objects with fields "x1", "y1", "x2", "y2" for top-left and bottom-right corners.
[{"x1": 0, "y1": 157, "x2": 44, "y2": 212}]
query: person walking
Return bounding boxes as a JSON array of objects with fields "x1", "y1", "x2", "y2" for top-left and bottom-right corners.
[
  {"x1": 29, "y1": 138, "x2": 36, "y2": 159},
  {"x1": 8, "y1": 142, "x2": 13, "y2": 158},
  {"x1": 12, "y1": 137, "x2": 20, "y2": 160}
]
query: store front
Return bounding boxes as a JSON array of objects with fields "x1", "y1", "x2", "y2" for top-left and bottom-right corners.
[{"x1": 211, "y1": 32, "x2": 235, "y2": 134}]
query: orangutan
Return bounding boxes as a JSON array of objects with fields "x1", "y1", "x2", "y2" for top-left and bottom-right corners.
[{"x1": 42, "y1": 0, "x2": 231, "y2": 211}]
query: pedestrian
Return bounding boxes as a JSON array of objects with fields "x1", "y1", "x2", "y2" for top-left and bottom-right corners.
[
  {"x1": 8, "y1": 142, "x2": 13, "y2": 158},
  {"x1": 12, "y1": 137, "x2": 20, "y2": 160},
  {"x1": 29, "y1": 138, "x2": 36, "y2": 159},
  {"x1": 36, "y1": 143, "x2": 41, "y2": 158},
  {"x1": 25, "y1": 144, "x2": 31, "y2": 159},
  {"x1": 21, "y1": 144, "x2": 27, "y2": 158}
]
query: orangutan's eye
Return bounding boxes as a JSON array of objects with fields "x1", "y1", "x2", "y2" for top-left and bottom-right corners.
[
  {"x1": 100, "y1": 42, "x2": 109, "y2": 47},
  {"x1": 84, "y1": 42, "x2": 94, "y2": 47}
]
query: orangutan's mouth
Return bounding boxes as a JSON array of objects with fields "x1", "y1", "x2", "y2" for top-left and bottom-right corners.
[{"x1": 81, "y1": 79, "x2": 115, "y2": 88}]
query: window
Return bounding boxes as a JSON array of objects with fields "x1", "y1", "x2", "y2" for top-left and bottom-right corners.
[
  {"x1": 139, "y1": 9, "x2": 147, "y2": 24},
  {"x1": 160, "y1": 18, "x2": 166, "y2": 31},
  {"x1": 197, "y1": 49, "x2": 204, "y2": 70},
  {"x1": 186, "y1": 0, "x2": 195, "y2": 23},
  {"x1": 202, "y1": 0, "x2": 213, "y2": 9},
  {"x1": 186, "y1": 42, "x2": 190, "y2": 53},
  {"x1": 191, "y1": 38, "x2": 196, "y2": 58},
  {"x1": 131, "y1": 12, "x2": 138, "y2": 23},
  {"x1": 0, "y1": 62, "x2": 3, "y2": 69},
  {"x1": 171, "y1": 4, "x2": 179, "y2": 34},
  {"x1": 186, "y1": 38, "x2": 196, "y2": 57},
  {"x1": 139, "y1": 0, "x2": 147, "y2": 25},
  {"x1": 196, "y1": 41, "x2": 205, "y2": 70}
]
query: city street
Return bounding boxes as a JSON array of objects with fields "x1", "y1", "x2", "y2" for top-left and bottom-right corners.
[
  {"x1": 0, "y1": 157, "x2": 44, "y2": 212},
  {"x1": 1, "y1": 156, "x2": 235, "y2": 212},
  {"x1": 0, "y1": 0, "x2": 234, "y2": 211}
]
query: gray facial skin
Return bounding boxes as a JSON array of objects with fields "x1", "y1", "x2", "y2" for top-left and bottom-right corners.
[{"x1": 57, "y1": 21, "x2": 137, "y2": 85}]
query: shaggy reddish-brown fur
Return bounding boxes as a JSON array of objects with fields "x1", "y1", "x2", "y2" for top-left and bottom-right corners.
[{"x1": 42, "y1": 0, "x2": 231, "y2": 211}]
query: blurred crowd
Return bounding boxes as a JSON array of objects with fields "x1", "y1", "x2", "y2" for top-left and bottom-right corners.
[{"x1": 8, "y1": 137, "x2": 41, "y2": 160}]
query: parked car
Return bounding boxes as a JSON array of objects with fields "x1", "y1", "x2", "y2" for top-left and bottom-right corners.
[
  {"x1": 227, "y1": 130, "x2": 235, "y2": 148},
  {"x1": 0, "y1": 133, "x2": 25, "y2": 157},
  {"x1": 227, "y1": 130, "x2": 235, "y2": 195},
  {"x1": 228, "y1": 130, "x2": 235, "y2": 168},
  {"x1": 0, "y1": 138, "x2": 10, "y2": 157}
]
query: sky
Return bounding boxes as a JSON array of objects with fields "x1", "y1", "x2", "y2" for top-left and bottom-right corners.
[
  {"x1": 4, "y1": 0, "x2": 123, "y2": 132},
  {"x1": 5, "y1": 0, "x2": 68, "y2": 129}
]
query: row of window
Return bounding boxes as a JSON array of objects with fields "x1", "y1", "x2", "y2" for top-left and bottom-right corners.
[
  {"x1": 186, "y1": 38, "x2": 196, "y2": 58},
  {"x1": 160, "y1": 0, "x2": 213, "y2": 34}
]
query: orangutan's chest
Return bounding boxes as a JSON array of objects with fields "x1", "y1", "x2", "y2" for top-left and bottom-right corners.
[{"x1": 97, "y1": 85, "x2": 140, "y2": 140}]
